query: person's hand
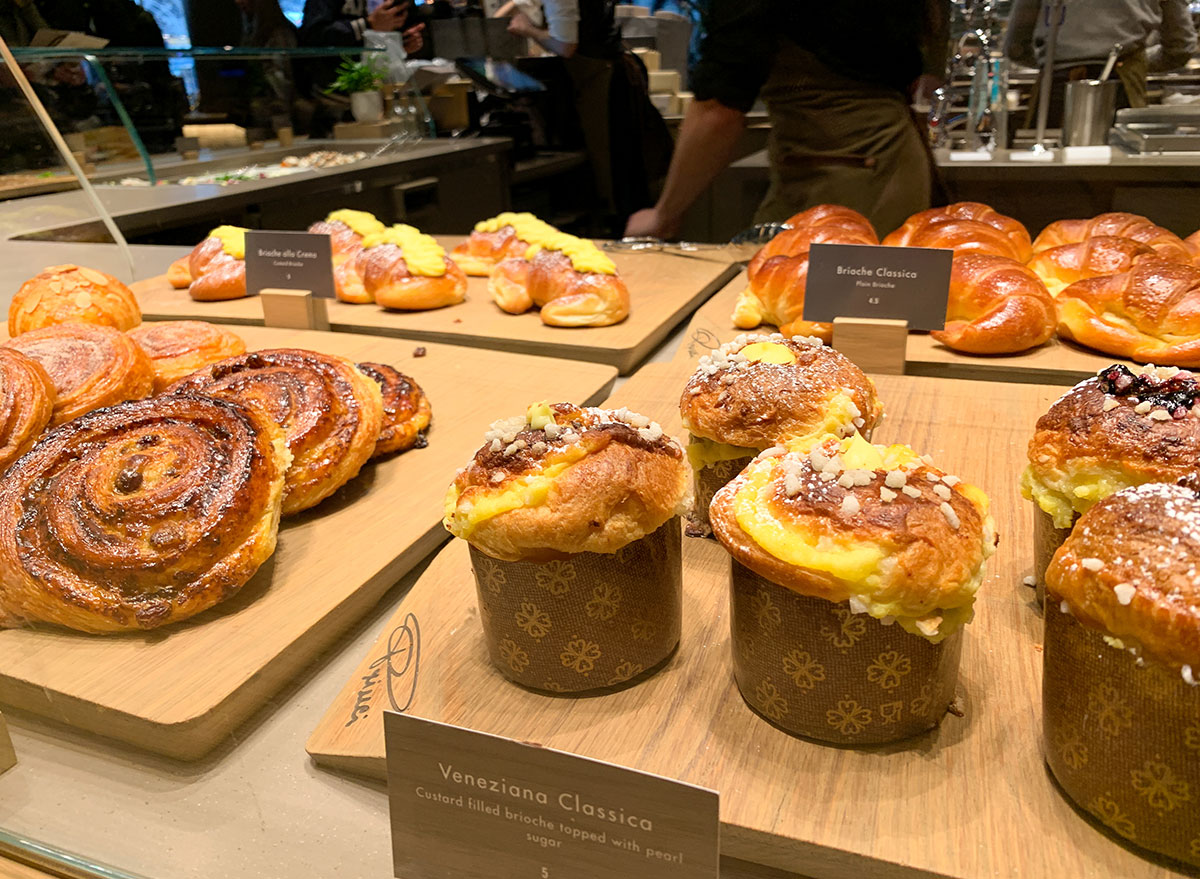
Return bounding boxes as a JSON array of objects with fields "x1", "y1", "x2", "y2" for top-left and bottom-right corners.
[
  {"x1": 625, "y1": 207, "x2": 679, "y2": 240},
  {"x1": 368, "y1": 0, "x2": 409, "y2": 32},
  {"x1": 402, "y1": 22, "x2": 424, "y2": 54},
  {"x1": 506, "y1": 11, "x2": 539, "y2": 38}
]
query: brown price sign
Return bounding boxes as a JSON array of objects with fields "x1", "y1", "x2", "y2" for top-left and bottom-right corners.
[{"x1": 384, "y1": 713, "x2": 719, "y2": 879}]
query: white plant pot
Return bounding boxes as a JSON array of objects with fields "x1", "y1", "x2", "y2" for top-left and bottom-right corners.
[{"x1": 350, "y1": 90, "x2": 383, "y2": 123}]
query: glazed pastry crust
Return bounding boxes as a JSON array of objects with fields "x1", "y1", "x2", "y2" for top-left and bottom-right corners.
[
  {"x1": 450, "y1": 226, "x2": 529, "y2": 276},
  {"x1": 931, "y1": 254, "x2": 1055, "y2": 354},
  {"x1": 883, "y1": 202, "x2": 1033, "y2": 262},
  {"x1": 709, "y1": 443, "x2": 992, "y2": 626},
  {"x1": 308, "y1": 219, "x2": 369, "y2": 267},
  {"x1": 489, "y1": 250, "x2": 629, "y2": 327},
  {"x1": 1047, "y1": 480, "x2": 1200, "y2": 669},
  {"x1": 0, "y1": 394, "x2": 288, "y2": 633},
  {"x1": 679, "y1": 335, "x2": 882, "y2": 448},
  {"x1": 337, "y1": 243, "x2": 467, "y2": 310},
  {"x1": 356, "y1": 362, "x2": 431, "y2": 457},
  {"x1": 128, "y1": 320, "x2": 247, "y2": 392},
  {"x1": 1032, "y1": 212, "x2": 1191, "y2": 263},
  {"x1": 446, "y1": 404, "x2": 689, "y2": 561},
  {"x1": 168, "y1": 349, "x2": 383, "y2": 515},
  {"x1": 186, "y1": 237, "x2": 248, "y2": 302},
  {"x1": 4, "y1": 322, "x2": 153, "y2": 427},
  {"x1": 1025, "y1": 236, "x2": 1155, "y2": 297},
  {"x1": 0, "y1": 348, "x2": 55, "y2": 471},
  {"x1": 9, "y1": 264, "x2": 142, "y2": 336}
]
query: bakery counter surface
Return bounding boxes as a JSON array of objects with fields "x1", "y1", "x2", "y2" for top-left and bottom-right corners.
[
  {"x1": 688, "y1": 272, "x2": 1125, "y2": 385},
  {"x1": 133, "y1": 243, "x2": 741, "y2": 375}
]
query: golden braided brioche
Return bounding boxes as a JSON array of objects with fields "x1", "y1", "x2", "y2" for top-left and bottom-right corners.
[
  {"x1": 883, "y1": 202, "x2": 1032, "y2": 261},
  {"x1": 488, "y1": 238, "x2": 629, "y2": 327},
  {"x1": 0, "y1": 348, "x2": 55, "y2": 472},
  {"x1": 307, "y1": 209, "x2": 385, "y2": 267},
  {"x1": 1056, "y1": 258, "x2": 1200, "y2": 365},
  {"x1": 128, "y1": 320, "x2": 247, "y2": 392},
  {"x1": 176, "y1": 227, "x2": 249, "y2": 302},
  {"x1": 746, "y1": 205, "x2": 877, "y2": 277},
  {"x1": 932, "y1": 254, "x2": 1055, "y2": 354},
  {"x1": 1025, "y1": 235, "x2": 1156, "y2": 298},
  {"x1": 168, "y1": 349, "x2": 383, "y2": 515},
  {"x1": 1187, "y1": 228, "x2": 1200, "y2": 261},
  {"x1": 4, "y1": 323, "x2": 153, "y2": 427},
  {"x1": 450, "y1": 212, "x2": 560, "y2": 276},
  {"x1": 1032, "y1": 212, "x2": 1191, "y2": 263},
  {"x1": 0, "y1": 394, "x2": 289, "y2": 632},
  {"x1": 10, "y1": 265, "x2": 141, "y2": 336},
  {"x1": 356, "y1": 362, "x2": 431, "y2": 457},
  {"x1": 335, "y1": 225, "x2": 466, "y2": 310}
]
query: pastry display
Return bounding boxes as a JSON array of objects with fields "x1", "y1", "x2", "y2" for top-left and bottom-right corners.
[
  {"x1": 4, "y1": 322, "x2": 153, "y2": 427},
  {"x1": 168, "y1": 349, "x2": 383, "y2": 515},
  {"x1": 168, "y1": 226, "x2": 249, "y2": 302},
  {"x1": 0, "y1": 348, "x2": 55, "y2": 472},
  {"x1": 1020, "y1": 364, "x2": 1200, "y2": 590},
  {"x1": 335, "y1": 224, "x2": 467, "y2": 310},
  {"x1": 489, "y1": 233, "x2": 629, "y2": 327},
  {"x1": 1031, "y1": 211, "x2": 1191, "y2": 264},
  {"x1": 882, "y1": 201, "x2": 1033, "y2": 262},
  {"x1": 733, "y1": 204, "x2": 877, "y2": 341},
  {"x1": 444, "y1": 402, "x2": 690, "y2": 693},
  {"x1": 128, "y1": 321, "x2": 248, "y2": 392},
  {"x1": 1187, "y1": 228, "x2": 1200, "y2": 261},
  {"x1": 679, "y1": 333, "x2": 882, "y2": 534},
  {"x1": 1025, "y1": 235, "x2": 1155, "y2": 298},
  {"x1": 450, "y1": 212, "x2": 560, "y2": 276},
  {"x1": 932, "y1": 254, "x2": 1055, "y2": 354},
  {"x1": 0, "y1": 394, "x2": 289, "y2": 633},
  {"x1": 1055, "y1": 257, "x2": 1200, "y2": 365},
  {"x1": 307, "y1": 209, "x2": 386, "y2": 267},
  {"x1": 710, "y1": 433, "x2": 995, "y2": 743},
  {"x1": 1043, "y1": 481, "x2": 1200, "y2": 869},
  {"x1": 356, "y1": 362, "x2": 431, "y2": 457},
  {"x1": 9, "y1": 265, "x2": 141, "y2": 336}
]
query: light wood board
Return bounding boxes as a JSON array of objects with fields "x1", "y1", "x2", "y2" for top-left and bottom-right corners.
[
  {"x1": 0, "y1": 711, "x2": 13, "y2": 775},
  {"x1": 307, "y1": 361, "x2": 1191, "y2": 879},
  {"x1": 131, "y1": 241, "x2": 740, "y2": 374},
  {"x1": 0, "y1": 326, "x2": 617, "y2": 761},
  {"x1": 684, "y1": 272, "x2": 1133, "y2": 385}
]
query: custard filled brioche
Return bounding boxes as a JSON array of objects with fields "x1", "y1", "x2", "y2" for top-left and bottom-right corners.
[
  {"x1": 1026, "y1": 235, "x2": 1155, "y2": 298},
  {"x1": 10, "y1": 264, "x2": 141, "y2": 335},
  {"x1": 1031, "y1": 212, "x2": 1191, "y2": 264},
  {"x1": 882, "y1": 201, "x2": 1032, "y2": 262},
  {"x1": 451, "y1": 212, "x2": 560, "y2": 276},
  {"x1": 1055, "y1": 257, "x2": 1200, "y2": 365},
  {"x1": 488, "y1": 233, "x2": 629, "y2": 327},
  {"x1": 308, "y1": 209, "x2": 385, "y2": 267},
  {"x1": 710, "y1": 434, "x2": 995, "y2": 642},
  {"x1": 1021, "y1": 364, "x2": 1200, "y2": 529},
  {"x1": 1047, "y1": 480, "x2": 1200, "y2": 674},
  {"x1": 932, "y1": 254, "x2": 1055, "y2": 354},
  {"x1": 680, "y1": 334, "x2": 882, "y2": 457},
  {"x1": 173, "y1": 226, "x2": 249, "y2": 301},
  {"x1": 335, "y1": 224, "x2": 466, "y2": 310},
  {"x1": 444, "y1": 402, "x2": 690, "y2": 561}
]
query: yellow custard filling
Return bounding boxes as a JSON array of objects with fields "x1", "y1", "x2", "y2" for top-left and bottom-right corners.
[
  {"x1": 209, "y1": 225, "x2": 248, "y2": 259},
  {"x1": 740, "y1": 341, "x2": 796, "y2": 365},
  {"x1": 525, "y1": 232, "x2": 616, "y2": 275},
  {"x1": 326, "y1": 209, "x2": 385, "y2": 237},
  {"x1": 474, "y1": 211, "x2": 559, "y2": 242},
  {"x1": 687, "y1": 436, "x2": 757, "y2": 471},
  {"x1": 362, "y1": 224, "x2": 447, "y2": 276},
  {"x1": 1021, "y1": 464, "x2": 1133, "y2": 529}
]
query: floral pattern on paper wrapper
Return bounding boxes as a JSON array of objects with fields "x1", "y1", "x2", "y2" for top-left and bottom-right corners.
[
  {"x1": 535, "y1": 560, "x2": 575, "y2": 596},
  {"x1": 1130, "y1": 760, "x2": 1192, "y2": 813},
  {"x1": 1054, "y1": 725, "x2": 1089, "y2": 771},
  {"x1": 498, "y1": 638, "x2": 530, "y2": 673},
  {"x1": 475, "y1": 558, "x2": 506, "y2": 595},
  {"x1": 879, "y1": 701, "x2": 903, "y2": 725},
  {"x1": 584, "y1": 583, "x2": 622, "y2": 621},
  {"x1": 751, "y1": 588, "x2": 781, "y2": 632},
  {"x1": 820, "y1": 606, "x2": 867, "y2": 649},
  {"x1": 630, "y1": 617, "x2": 658, "y2": 642},
  {"x1": 910, "y1": 684, "x2": 932, "y2": 718},
  {"x1": 826, "y1": 699, "x2": 872, "y2": 736},
  {"x1": 866, "y1": 650, "x2": 912, "y2": 691},
  {"x1": 754, "y1": 680, "x2": 789, "y2": 721},
  {"x1": 607, "y1": 661, "x2": 644, "y2": 687},
  {"x1": 1185, "y1": 719, "x2": 1200, "y2": 752},
  {"x1": 514, "y1": 603, "x2": 551, "y2": 640},
  {"x1": 560, "y1": 638, "x2": 602, "y2": 675},
  {"x1": 782, "y1": 649, "x2": 825, "y2": 690},
  {"x1": 1087, "y1": 681, "x2": 1133, "y2": 738},
  {"x1": 1089, "y1": 795, "x2": 1136, "y2": 840}
]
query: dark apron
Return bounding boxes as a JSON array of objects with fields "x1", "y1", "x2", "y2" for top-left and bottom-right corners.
[{"x1": 756, "y1": 39, "x2": 932, "y2": 234}]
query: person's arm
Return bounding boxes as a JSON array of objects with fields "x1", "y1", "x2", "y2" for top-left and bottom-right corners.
[
  {"x1": 299, "y1": 0, "x2": 409, "y2": 45},
  {"x1": 1149, "y1": 0, "x2": 1198, "y2": 71},
  {"x1": 1002, "y1": 0, "x2": 1039, "y2": 68},
  {"x1": 507, "y1": 0, "x2": 578, "y2": 57}
]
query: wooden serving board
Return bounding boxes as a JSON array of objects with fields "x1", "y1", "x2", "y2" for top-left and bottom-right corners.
[
  {"x1": 131, "y1": 241, "x2": 739, "y2": 375},
  {"x1": 0, "y1": 326, "x2": 617, "y2": 761},
  {"x1": 307, "y1": 361, "x2": 1190, "y2": 879},
  {"x1": 683, "y1": 272, "x2": 1131, "y2": 385}
]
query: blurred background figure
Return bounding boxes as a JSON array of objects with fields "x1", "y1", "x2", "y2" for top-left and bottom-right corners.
[
  {"x1": 0, "y1": 0, "x2": 48, "y2": 46},
  {"x1": 299, "y1": 0, "x2": 425, "y2": 95}
]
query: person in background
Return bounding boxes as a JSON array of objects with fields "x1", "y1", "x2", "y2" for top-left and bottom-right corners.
[
  {"x1": 1005, "y1": 0, "x2": 1197, "y2": 120},
  {"x1": 299, "y1": 0, "x2": 425, "y2": 94},
  {"x1": 0, "y1": 0, "x2": 48, "y2": 46},
  {"x1": 626, "y1": 0, "x2": 948, "y2": 240}
]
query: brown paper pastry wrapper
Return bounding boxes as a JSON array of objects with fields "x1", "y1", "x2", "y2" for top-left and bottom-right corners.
[
  {"x1": 468, "y1": 519, "x2": 682, "y2": 695},
  {"x1": 689, "y1": 450, "x2": 754, "y2": 537},
  {"x1": 1043, "y1": 598, "x2": 1200, "y2": 869},
  {"x1": 1034, "y1": 507, "x2": 1077, "y2": 608},
  {"x1": 730, "y1": 561, "x2": 963, "y2": 745}
]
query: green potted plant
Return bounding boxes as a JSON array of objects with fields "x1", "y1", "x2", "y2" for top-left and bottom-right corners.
[{"x1": 327, "y1": 56, "x2": 387, "y2": 123}]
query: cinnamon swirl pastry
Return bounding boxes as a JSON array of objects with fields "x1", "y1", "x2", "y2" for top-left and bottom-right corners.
[
  {"x1": 168, "y1": 349, "x2": 383, "y2": 514},
  {"x1": 128, "y1": 321, "x2": 248, "y2": 392},
  {"x1": 9, "y1": 264, "x2": 141, "y2": 336},
  {"x1": 0, "y1": 349, "x2": 55, "y2": 472},
  {"x1": 0, "y1": 394, "x2": 289, "y2": 633},
  {"x1": 4, "y1": 323, "x2": 153, "y2": 427},
  {"x1": 356, "y1": 362, "x2": 431, "y2": 457}
]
